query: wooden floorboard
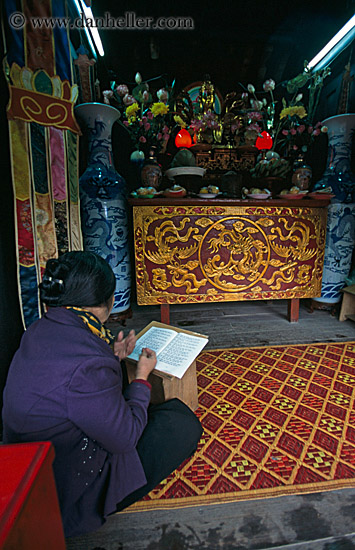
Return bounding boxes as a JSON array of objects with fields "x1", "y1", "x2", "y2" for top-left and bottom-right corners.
[
  {"x1": 66, "y1": 298, "x2": 355, "y2": 550},
  {"x1": 108, "y1": 299, "x2": 355, "y2": 349}
]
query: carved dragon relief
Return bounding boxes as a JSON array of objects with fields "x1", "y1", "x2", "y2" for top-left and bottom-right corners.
[{"x1": 136, "y1": 207, "x2": 325, "y2": 299}]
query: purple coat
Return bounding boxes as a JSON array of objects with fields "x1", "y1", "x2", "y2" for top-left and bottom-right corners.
[{"x1": 2, "y1": 307, "x2": 151, "y2": 537}]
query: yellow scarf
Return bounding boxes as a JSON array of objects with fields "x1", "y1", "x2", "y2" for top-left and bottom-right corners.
[{"x1": 65, "y1": 306, "x2": 115, "y2": 345}]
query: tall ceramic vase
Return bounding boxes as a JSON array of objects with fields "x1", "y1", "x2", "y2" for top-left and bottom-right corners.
[
  {"x1": 313, "y1": 203, "x2": 355, "y2": 305},
  {"x1": 75, "y1": 102, "x2": 131, "y2": 314},
  {"x1": 312, "y1": 114, "x2": 355, "y2": 306},
  {"x1": 314, "y1": 113, "x2": 355, "y2": 202}
]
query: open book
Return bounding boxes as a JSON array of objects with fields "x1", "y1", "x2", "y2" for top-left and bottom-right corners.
[{"x1": 127, "y1": 324, "x2": 208, "y2": 379}]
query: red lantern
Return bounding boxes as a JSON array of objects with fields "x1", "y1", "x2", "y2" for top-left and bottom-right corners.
[
  {"x1": 175, "y1": 128, "x2": 192, "y2": 148},
  {"x1": 255, "y1": 131, "x2": 273, "y2": 150}
]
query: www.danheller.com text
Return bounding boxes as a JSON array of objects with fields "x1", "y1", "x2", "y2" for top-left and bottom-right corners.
[{"x1": 128, "y1": 326, "x2": 208, "y2": 378}]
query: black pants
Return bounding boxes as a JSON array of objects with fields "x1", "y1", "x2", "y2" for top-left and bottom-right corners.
[{"x1": 115, "y1": 398, "x2": 203, "y2": 512}]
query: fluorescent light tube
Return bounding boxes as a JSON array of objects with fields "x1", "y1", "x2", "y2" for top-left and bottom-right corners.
[
  {"x1": 72, "y1": 0, "x2": 105, "y2": 58},
  {"x1": 78, "y1": 0, "x2": 105, "y2": 57},
  {"x1": 306, "y1": 14, "x2": 355, "y2": 72}
]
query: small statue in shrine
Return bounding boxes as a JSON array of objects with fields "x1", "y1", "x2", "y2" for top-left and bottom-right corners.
[{"x1": 199, "y1": 75, "x2": 215, "y2": 113}]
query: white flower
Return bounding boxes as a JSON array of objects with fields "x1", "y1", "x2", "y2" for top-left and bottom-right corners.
[
  {"x1": 295, "y1": 93, "x2": 303, "y2": 102},
  {"x1": 135, "y1": 72, "x2": 142, "y2": 85},
  {"x1": 247, "y1": 84, "x2": 255, "y2": 93}
]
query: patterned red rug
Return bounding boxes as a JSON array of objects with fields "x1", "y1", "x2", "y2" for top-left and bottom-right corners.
[{"x1": 126, "y1": 341, "x2": 355, "y2": 512}]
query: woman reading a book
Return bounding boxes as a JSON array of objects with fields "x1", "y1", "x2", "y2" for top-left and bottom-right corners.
[{"x1": 2, "y1": 251, "x2": 202, "y2": 538}]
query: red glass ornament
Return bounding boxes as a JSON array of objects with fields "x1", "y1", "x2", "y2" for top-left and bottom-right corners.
[
  {"x1": 255, "y1": 131, "x2": 273, "y2": 150},
  {"x1": 175, "y1": 128, "x2": 192, "y2": 148}
]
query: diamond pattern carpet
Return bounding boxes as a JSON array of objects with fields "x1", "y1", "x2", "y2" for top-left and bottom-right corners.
[{"x1": 126, "y1": 342, "x2": 355, "y2": 513}]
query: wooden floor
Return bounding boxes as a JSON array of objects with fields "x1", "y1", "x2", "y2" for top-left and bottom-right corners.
[
  {"x1": 108, "y1": 298, "x2": 355, "y2": 350},
  {"x1": 66, "y1": 298, "x2": 355, "y2": 550}
]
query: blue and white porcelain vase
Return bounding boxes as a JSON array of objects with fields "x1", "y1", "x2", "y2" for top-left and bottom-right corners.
[
  {"x1": 314, "y1": 113, "x2": 355, "y2": 202},
  {"x1": 313, "y1": 203, "x2": 355, "y2": 305},
  {"x1": 75, "y1": 102, "x2": 131, "y2": 313},
  {"x1": 312, "y1": 114, "x2": 355, "y2": 306}
]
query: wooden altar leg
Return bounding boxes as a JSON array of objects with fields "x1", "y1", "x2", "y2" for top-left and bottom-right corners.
[
  {"x1": 288, "y1": 298, "x2": 299, "y2": 323},
  {"x1": 160, "y1": 304, "x2": 170, "y2": 325}
]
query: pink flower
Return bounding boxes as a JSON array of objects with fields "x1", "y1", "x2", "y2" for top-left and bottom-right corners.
[
  {"x1": 116, "y1": 84, "x2": 129, "y2": 97},
  {"x1": 282, "y1": 129, "x2": 289, "y2": 136},
  {"x1": 102, "y1": 90, "x2": 113, "y2": 104},
  {"x1": 144, "y1": 122, "x2": 151, "y2": 131},
  {"x1": 123, "y1": 120, "x2": 129, "y2": 127},
  {"x1": 142, "y1": 90, "x2": 150, "y2": 102},
  {"x1": 139, "y1": 136, "x2": 147, "y2": 143},
  {"x1": 147, "y1": 111, "x2": 154, "y2": 120},
  {"x1": 250, "y1": 99, "x2": 263, "y2": 111},
  {"x1": 312, "y1": 128, "x2": 321, "y2": 136},
  {"x1": 163, "y1": 134, "x2": 170, "y2": 141},
  {"x1": 139, "y1": 120, "x2": 143, "y2": 127},
  {"x1": 123, "y1": 94, "x2": 136, "y2": 106},
  {"x1": 248, "y1": 122, "x2": 261, "y2": 133},
  {"x1": 308, "y1": 126, "x2": 313, "y2": 134},
  {"x1": 263, "y1": 78, "x2": 275, "y2": 92},
  {"x1": 297, "y1": 125, "x2": 306, "y2": 134},
  {"x1": 315, "y1": 121, "x2": 322, "y2": 128},
  {"x1": 249, "y1": 111, "x2": 263, "y2": 121},
  {"x1": 142, "y1": 116, "x2": 147, "y2": 123},
  {"x1": 157, "y1": 132, "x2": 163, "y2": 140},
  {"x1": 293, "y1": 145, "x2": 299, "y2": 150},
  {"x1": 163, "y1": 125, "x2": 169, "y2": 133},
  {"x1": 290, "y1": 128, "x2": 297, "y2": 135}
]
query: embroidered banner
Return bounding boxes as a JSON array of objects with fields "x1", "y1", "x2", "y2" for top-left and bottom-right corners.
[
  {"x1": 9, "y1": 118, "x2": 41, "y2": 327},
  {"x1": 66, "y1": 130, "x2": 82, "y2": 251},
  {"x1": 4, "y1": 0, "x2": 83, "y2": 328},
  {"x1": 49, "y1": 127, "x2": 69, "y2": 255}
]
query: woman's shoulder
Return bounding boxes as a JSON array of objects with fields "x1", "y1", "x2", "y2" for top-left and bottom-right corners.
[{"x1": 24, "y1": 307, "x2": 115, "y2": 359}]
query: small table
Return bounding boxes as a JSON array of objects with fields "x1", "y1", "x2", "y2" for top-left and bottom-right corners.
[{"x1": 125, "y1": 321, "x2": 200, "y2": 411}]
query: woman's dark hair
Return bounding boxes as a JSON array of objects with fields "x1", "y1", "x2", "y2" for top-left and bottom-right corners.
[{"x1": 39, "y1": 251, "x2": 116, "y2": 307}]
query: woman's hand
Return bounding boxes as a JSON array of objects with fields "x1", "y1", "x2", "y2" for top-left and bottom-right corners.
[
  {"x1": 113, "y1": 329, "x2": 136, "y2": 361},
  {"x1": 136, "y1": 347, "x2": 157, "y2": 380}
]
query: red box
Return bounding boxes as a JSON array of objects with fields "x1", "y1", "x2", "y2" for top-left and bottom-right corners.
[{"x1": 0, "y1": 441, "x2": 66, "y2": 549}]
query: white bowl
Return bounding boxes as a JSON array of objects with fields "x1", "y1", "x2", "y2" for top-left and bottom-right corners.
[
  {"x1": 165, "y1": 167, "x2": 206, "y2": 180},
  {"x1": 246, "y1": 193, "x2": 271, "y2": 200},
  {"x1": 198, "y1": 193, "x2": 218, "y2": 198}
]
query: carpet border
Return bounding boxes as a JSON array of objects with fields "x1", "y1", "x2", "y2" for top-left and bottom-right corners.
[
  {"x1": 122, "y1": 478, "x2": 355, "y2": 514},
  {"x1": 124, "y1": 341, "x2": 355, "y2": 514}
]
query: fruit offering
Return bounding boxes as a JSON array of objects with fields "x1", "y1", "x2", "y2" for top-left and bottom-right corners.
[
  {"x1": 199, "y1": 185, "x2": 219, "y2": 194},
  {"x1": 250, "y1": 157, "x2": 291, "y2": 179},
  {"x1": 280, "y1": 186, "x2": 301, "y2": 195},
  {"x1": 136, "y1": 186, "x2": 157, "y2": 197},
  {"x1": 164, "y1": 185, "x2": 187, "y2": 197}
]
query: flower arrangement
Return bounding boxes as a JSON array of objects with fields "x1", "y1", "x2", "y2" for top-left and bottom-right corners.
[
  {"x1": 122, "y1": 100, "x2": 171, "y2": 155},
  {"x1": 102, "y1": 72, "x2": 177, "y2": 156}
]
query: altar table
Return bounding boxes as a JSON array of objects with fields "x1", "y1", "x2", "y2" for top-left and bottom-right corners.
[{"x1": 129, "y1": 197, "x2": 329, "y2": 323}]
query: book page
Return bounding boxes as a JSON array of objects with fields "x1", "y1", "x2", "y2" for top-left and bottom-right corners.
[
  {"x1": 156, "y1": 332, "x2": 208, "y2": 379},
  {"x1": 127, "y1": 326, "x2": 177, "y2": 362}
]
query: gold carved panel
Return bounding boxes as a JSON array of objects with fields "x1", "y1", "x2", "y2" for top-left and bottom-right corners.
[{"x1": 132, "y1": 205, "x2": 327, "y2": 305}]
